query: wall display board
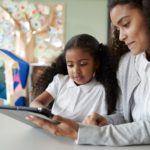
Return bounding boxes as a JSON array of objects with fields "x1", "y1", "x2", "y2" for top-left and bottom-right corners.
[{"x1": 0, "y1": 0, "x2": 64, "y2": 64}]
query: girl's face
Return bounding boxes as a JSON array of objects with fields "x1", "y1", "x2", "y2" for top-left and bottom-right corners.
[
  {"x1": 110, "y1": 4, "x2": 150, "y2": 55},
  {"x1": 65, "y1": 48, "x2": 97, "y2": 85}
]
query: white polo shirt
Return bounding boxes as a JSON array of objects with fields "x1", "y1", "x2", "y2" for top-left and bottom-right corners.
[{"x1": 46, "y1": 74, "x2": 107, "y2": 122}]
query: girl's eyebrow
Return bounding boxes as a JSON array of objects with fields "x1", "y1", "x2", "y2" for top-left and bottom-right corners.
[{"x1": 66, "y1": 59, "x2": 89, "y2": 63}]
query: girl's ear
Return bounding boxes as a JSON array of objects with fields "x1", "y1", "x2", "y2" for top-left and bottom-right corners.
[{"x1": 93, "y1": 63, "x2": 99, "y2": 77}]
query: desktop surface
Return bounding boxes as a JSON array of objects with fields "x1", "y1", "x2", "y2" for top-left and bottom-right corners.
[{"x1": 0, "y1": 113, "x2": 150, "y2": 150}]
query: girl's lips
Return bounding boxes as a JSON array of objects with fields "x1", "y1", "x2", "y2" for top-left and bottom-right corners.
[
  {"x1": 74, "y1": 76, "x2": 83, "y2": 81},
  {"x1": 75, "y1": 76, "x2": 82, "y2": 80}
]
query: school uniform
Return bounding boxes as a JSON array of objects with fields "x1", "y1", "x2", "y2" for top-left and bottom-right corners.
[{"x1": 46, "y1": 74, "x2": 107, "y2": 122}]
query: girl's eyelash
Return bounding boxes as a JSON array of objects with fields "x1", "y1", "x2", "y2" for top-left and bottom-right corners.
[
  {"x1": 80, "y1": 63, "x2": 87, "y2": 65},
  {"x1": 67, "y1": 64, "x2": 73, "y2": 67},
  {"x1": 80, "y1": 64, "x2": 86, "y2": 66}
]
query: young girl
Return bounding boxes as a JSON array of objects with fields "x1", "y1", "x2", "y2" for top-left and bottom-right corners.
[{"x1": 30, "y1": 34, "x2": 119, "y2": 122}]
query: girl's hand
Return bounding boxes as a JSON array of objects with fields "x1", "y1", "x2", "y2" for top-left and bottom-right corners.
[
  {"x1": 83, "y1": 112, "x2": 108, "y2": 126},
  {"x1": 26, "y1": 115, "x2": 79, "y2": 140}
]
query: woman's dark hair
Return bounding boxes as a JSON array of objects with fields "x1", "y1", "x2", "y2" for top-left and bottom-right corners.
[
  {"x1": 33, "y1": 34, "x2": 119, "y2": 114},
  {"x1": 109, "y1": 0, "x2": 142, "y2": 10},
  {"x1": 108, "y1": 0, "x2": 150, "y2": 66}
]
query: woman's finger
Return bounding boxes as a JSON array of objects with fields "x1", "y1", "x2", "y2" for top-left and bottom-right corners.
[
  {"x1": 26, "y1": 115, "x2": 78, "y2": 139},
  {"x1": 83, "y1": 113, "x2": 98, "y2": 125},
  {"x1": 26, "y1": 115, "x2": 57, "y2": 133},
  {"x1": 53, "y1": 115, "x2": 79, "y2": 131}
]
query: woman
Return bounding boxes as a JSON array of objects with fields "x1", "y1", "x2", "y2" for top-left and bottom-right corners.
[{"x1": 26, "y1": 0, "x2": 150, "y2": 146}]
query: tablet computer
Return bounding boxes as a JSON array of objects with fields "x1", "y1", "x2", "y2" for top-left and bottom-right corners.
[{"x1": 0, "y1": 106, "x2": 60, "y2": 127}]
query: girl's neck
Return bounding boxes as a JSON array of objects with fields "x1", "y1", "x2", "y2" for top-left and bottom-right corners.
[{"x1": 74, "y1": 77, "x2": 94, "y2": 86}]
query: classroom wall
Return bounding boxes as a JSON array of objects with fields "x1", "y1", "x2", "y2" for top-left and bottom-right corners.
[
  {"x1": 0, "y1": 0, "x2": 108, "y2": 103},
  {"x1": 5, "y1": 0, "x2": 108, "y2": 44}
]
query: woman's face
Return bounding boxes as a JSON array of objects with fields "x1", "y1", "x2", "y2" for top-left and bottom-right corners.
[{"x1": 110, "y1": 4, "x2": 150, "y2": 55}]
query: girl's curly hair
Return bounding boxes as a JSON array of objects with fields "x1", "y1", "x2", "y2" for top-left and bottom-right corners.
[{"x1": 32, "y1": 34, "x2": 120, "y2": 115}]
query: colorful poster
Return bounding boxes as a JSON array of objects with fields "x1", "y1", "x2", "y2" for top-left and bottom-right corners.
[{"x1": 0, "y1": 60, "x2": 7, "y2": 105}]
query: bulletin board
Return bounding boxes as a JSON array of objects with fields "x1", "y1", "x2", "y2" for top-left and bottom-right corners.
[{"x1": 0, "y1": 0, "x2": 65, "y2": 64}]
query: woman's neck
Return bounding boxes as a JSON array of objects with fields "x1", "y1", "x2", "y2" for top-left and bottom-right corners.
[{"x1": 146, "y1": 50, "x2": 150, "y2": 61}]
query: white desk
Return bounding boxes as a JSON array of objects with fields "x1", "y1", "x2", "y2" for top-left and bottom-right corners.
[{"x1": 0, "y1": 113, "x2": 150, "y2": 150}]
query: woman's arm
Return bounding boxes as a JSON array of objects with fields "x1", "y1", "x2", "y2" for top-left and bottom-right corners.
[
  {"x1": 77, "y1": 120, "x2": 150, "y2": 146},
  {"x1": 27, "y1": 115, "x2": 150, "y2": 146},
  {"x1": 83, "y1": 112, "x2": 125, "y2": 126},
  {"x1": 30, "y1": 91, "x2": 54, "y2": 108}
]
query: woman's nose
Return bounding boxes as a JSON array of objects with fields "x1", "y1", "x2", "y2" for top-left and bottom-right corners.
[{"x1": 119, "y1": 30, "x2": 127, "y2": 42}]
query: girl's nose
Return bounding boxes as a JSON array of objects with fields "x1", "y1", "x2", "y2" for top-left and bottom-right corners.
[{"x1": 73, "y1": 65, "x2": 81, "y2": 74}]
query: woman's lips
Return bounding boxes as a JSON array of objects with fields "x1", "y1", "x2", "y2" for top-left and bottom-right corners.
[{"x1": 126, "y1": 42, "x2": 135, "y2": 49}]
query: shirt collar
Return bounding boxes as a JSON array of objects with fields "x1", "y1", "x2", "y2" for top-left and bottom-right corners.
[
  {"x1": 135, "y1": 52, "x2": 150, "y2": 76},
  {"x1": 67, "y1": 78, "x2": 99, "y2": 93},
  {"x1": 142, "y1": 52, "x2": 150, "y2": 68}
]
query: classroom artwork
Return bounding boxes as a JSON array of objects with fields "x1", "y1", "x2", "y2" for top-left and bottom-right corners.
[
  {"x1": 0, "y1": 0, "x2": 64, "y2": 64},
  {"x1": 0, "y1": 59, "x2": 6, "y2": 105},
  {"x1": 0, "y1": 49, "x2": 29, "y2": 106}
]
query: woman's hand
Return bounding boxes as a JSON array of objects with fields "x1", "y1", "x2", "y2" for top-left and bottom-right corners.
[
  {"x1": 26, "y1": 115, "x2": 79, "y2": 140},
  {"x1": 83, "y1": 112, "x2": 108, "y2": 126}
]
